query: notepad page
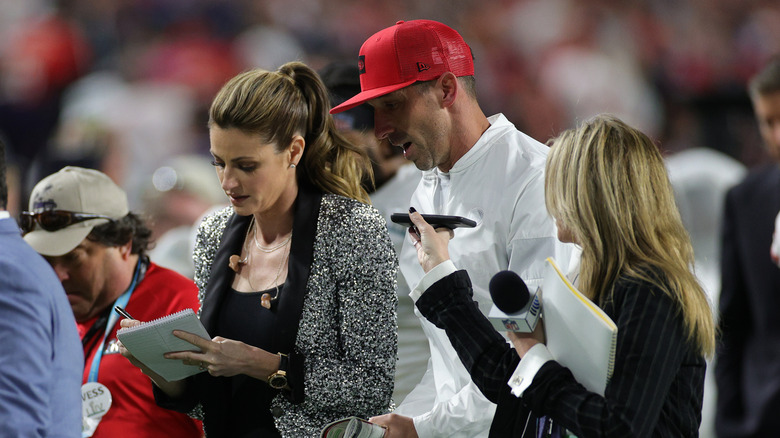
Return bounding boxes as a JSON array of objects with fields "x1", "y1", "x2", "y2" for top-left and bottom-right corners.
[
  {"x1": 117, "y1": 308, "x2": 210, "y2": 381},
  {"x1": 542, "y1": 258, "x2": 618, "y2": 395}
]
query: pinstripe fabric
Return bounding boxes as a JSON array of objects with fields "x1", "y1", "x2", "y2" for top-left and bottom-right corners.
[{"x1": 416, "y1": 269, "x2": 706, "y2": 437}]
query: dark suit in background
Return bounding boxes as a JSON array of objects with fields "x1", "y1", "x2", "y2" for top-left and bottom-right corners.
[{"x1": 716, "y1": 164, "x2": 780, "y2": 437}]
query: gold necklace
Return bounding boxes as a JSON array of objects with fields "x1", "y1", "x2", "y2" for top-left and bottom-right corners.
[
  {"x1": 260, "y1": 240, "x2": 291, "y2": 309},
  {"x1": 254, "y1": 225, "x2": 292, "y2": 253},
  {"x1": 227, "y1": 216, "x2": 292, "y2": 309}
]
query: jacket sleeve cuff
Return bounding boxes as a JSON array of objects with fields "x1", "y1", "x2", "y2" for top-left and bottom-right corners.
[
  {"x1": 409, "y1": 260, "x2": 457, "y2": 302},
  {"x1": 282, "y1": 351, "x2": 305, "y2": 403},
  {"x1": 412, "y1": 411, "x2": 434, "y2": 437},
  {"x1": 507, "y1": 343, "x2": 553, "y2": 397}
]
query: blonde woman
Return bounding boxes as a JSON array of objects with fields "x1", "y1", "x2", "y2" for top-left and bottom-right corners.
[
  {"x1": 403, "y1": 114, "x2": 715, "y2": 437},
  {"x1": 121, "y1": 62, "x2": 397, "y2": 437}
]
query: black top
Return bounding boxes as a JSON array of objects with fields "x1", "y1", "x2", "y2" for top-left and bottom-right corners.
[
  {"x1": 153, "y1": 187, "x2": 322, "y2": 436},
  {"x1": 154, "y1": 186, "x2": 397, "y2": 436},
  {"x1": 212, "y1": 286, "x2": 282, "y2": 437}
]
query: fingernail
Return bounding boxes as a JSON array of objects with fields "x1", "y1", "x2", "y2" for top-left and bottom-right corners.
[{"x1": 409, "y1": 207, "x2": 417, "y2": 213}]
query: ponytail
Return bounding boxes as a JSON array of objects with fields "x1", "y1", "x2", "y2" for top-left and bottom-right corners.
[
  {"x1": 209, "y1": 62, "x2": 372, "y2": 204},
  {"x1": 278, "y1": 62, "x2": 373, "y2": 203}
]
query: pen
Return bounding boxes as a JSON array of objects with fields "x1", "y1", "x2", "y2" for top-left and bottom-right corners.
[{"x1": 114, "y1": 306, "x2": 134, "y2": 320}]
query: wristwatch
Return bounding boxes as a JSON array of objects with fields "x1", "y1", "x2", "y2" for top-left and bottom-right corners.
[{"x1": 267, "y1": 353, "x2": 288, "y2": 390}]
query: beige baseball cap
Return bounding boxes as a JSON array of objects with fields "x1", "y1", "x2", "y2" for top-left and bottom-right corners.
[{"x1": 24, "y1": 166, "x2": 129, "y2": 256}]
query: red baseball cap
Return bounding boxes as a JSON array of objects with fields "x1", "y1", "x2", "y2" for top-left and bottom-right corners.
[{"x1": 330, "y1": 20, "x2": 474, "y2": 114}]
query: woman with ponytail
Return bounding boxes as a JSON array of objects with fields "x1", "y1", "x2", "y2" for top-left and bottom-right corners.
[{"x1": 120, "y1": 62, "x2": 397, "y2": 437}]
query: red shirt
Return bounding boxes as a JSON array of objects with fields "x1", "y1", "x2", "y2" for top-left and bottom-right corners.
[{"x1": 78, "y1": 263, "x2": 203, "y2": 438}]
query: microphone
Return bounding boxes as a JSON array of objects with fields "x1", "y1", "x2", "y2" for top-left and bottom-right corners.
[{"x1": 487, "y1": 270, "x2": 541, "y2": 332}]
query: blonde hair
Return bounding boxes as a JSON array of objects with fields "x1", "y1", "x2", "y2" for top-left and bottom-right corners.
[
  {"x1": 545, "y1": 114, "x2": 716, "y2": 357},
  {"x1": 208, "y1": 61, "x2": 373, "y2": 203}
]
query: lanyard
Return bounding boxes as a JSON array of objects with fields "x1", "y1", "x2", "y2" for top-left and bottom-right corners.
[{"x1": 86, "y1": 258, "x2": 146, "y2": 382}]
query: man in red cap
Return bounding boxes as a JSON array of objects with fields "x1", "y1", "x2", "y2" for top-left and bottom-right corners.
[{"x1": 332, "y1": 20, "x2": 578, "y2": 437}]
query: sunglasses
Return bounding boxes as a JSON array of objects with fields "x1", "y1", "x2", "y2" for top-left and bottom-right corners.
[{"x1": 20, "y1": 210, "x2": 115, "y2": 235}]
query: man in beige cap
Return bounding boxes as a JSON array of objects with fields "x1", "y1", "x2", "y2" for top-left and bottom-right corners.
[{"x1": 22, "y1": 166, "x2": 203, "y2": 438}]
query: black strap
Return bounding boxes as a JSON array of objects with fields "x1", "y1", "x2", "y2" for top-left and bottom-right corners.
[{"x1": 81, "y1": 308, "x2": 110, "y2": 353}]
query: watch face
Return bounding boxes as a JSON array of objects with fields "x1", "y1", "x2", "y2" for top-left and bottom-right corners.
[{"x1": 268, "y1": 373, "x2": 287, "y2": 389}]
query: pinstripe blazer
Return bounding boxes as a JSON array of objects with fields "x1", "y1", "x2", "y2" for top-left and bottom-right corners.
[{"x1": 416, "y1": 269, "x2": 706, "y2": 437}]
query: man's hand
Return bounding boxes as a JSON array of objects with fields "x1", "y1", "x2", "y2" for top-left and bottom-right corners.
[{"x1": 369, "y1": 413, "x2": 419, "y2": 438}]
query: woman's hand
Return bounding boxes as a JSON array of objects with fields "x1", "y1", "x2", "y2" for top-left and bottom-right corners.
[
  {"x1": 118, "y1": 318, "x2": 156, "y2": 373},
  {"x1": 507, "y1": 319, "x2": 546, "y2": 358},
  {"x1": 163, "y1": 331, "x2": 281, "y2": 382},
  {"x1": 407, "y1": 208, "x2": 454, "y2": 273},
  {"x1": 118, "y1": 318, "x2": 187, "y2": 397}
]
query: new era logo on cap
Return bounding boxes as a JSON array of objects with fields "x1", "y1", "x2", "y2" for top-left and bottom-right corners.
[
  {"x1": 331, "y1": 20, "x2": 474, "y2": 114},
  {"x1": 358, "y1": 55, "x2": 366, "y2": 74}
]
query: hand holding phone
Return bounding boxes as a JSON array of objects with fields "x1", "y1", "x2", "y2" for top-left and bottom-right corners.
[{"x1": 390, "y1": 213, "x2": 476, "y2": 230}]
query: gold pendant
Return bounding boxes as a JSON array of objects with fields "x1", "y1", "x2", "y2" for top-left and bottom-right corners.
[{"x1": 261, "y1": 293, "x2": 272, "y2": 309}]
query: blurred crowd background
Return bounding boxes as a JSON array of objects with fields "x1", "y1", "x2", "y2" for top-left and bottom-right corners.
[
  {"x1": 2, "y1": 0, "x2": 779, "y2": 214},
  {"x1": 2, "y1": 1, "x2": 779, "y2": 436}
]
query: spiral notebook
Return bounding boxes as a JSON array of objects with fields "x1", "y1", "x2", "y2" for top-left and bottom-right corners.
[
  {"x1": 116, "y1": 308, "x2": 210, "y2": 381},
  {"x1": 542, "y1": 257, "x2": 618, "y2": 395}
]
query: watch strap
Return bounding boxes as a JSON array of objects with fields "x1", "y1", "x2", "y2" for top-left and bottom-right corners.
[
  {"x1": 267, "y1": 353, "x2": 289, "y2": 389},
  {"x1": 278, "y1": 352, "x2": 288, "y2": 372}
]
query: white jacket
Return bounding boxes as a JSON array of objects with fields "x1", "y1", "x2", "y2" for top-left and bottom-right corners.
[{"x1": 397, "y1": 114, "x2": 578, "y2": 437}]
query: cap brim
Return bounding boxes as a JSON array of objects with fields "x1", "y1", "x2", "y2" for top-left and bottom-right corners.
[
  {"x1": 330, "y1": 79, "x2": 417, "y2": 114},
  {"x1": 24, "y1": 225, "x2": 94, "y2": 257}
]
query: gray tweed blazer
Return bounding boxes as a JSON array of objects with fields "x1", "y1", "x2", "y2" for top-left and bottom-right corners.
[{"x1": 159, "y1": 188, "x2": 398, "y2": 437}]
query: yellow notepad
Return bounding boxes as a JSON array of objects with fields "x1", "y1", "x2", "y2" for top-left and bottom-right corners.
[
  {"x1": 542, "y1": 257, "x2": 617, "y2": 395},
  {"x1": 117, "y1": 308, "x2": 210, "y2": 381}
]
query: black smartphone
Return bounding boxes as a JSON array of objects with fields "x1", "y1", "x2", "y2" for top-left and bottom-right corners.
[{"x1": 390, "y1": 213, "x2": 477, "y2": 229}]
